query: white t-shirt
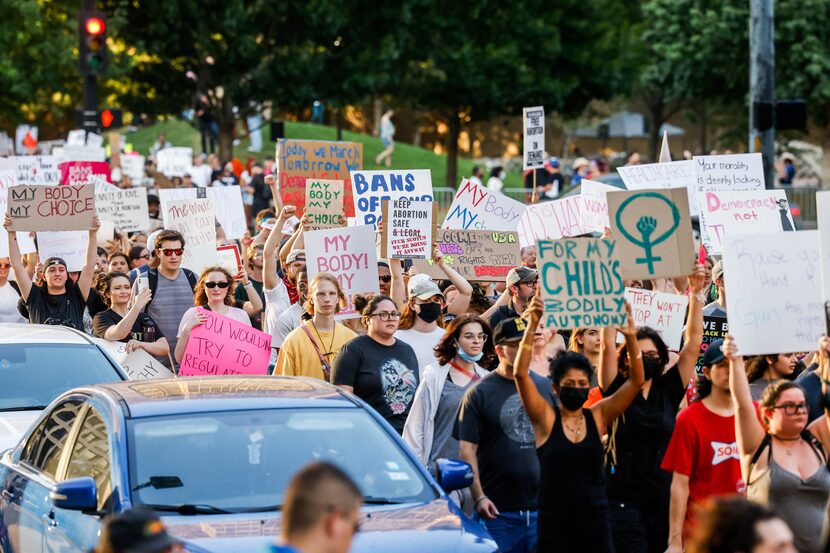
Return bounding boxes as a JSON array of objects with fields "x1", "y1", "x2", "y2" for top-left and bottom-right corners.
[
  {"x1": 177, "y1": 306, "x2": 251, "y2": 337},
  {"x1": 263, "y1": 281, "x2": 292, "y2": 364},
  {"x1": 394, "y1": 327, "x2": 446, "y2": 373},
  {"x1": 486, "y1": 176, "x2": 504, "y2": 192},
  {"x1": 0, "y1": 282, "x2": 24, "y2": 323},
  {"x1": 191, "y1": 165, "x2": 212, "y2": 188},
  {"x1": 273, "y1": 302, "x2": 301, "y2": 348}
]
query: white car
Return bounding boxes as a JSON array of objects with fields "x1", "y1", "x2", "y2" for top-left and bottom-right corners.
[{"x1": 0, "y1": 323, "x2": 127, "y2": 452}]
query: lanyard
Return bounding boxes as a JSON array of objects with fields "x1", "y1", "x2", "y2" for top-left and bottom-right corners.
[{"x1": 450, "y1": 361, "x2": 480, "y2": 382}]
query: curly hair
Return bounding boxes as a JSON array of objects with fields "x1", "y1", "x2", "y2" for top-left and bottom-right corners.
[
  {"x1": 193, "y1": 266, "x2": 236, "y2": 307},
  {"x1": 95, "y1": 271, "x2": 131, "y2": 306},
  {"x1": 745, "y1": 355, "x2": 780, "y2": 383},
  {"x1": 434, "y1": 314, "x2": 496, "y2": 367},
  {"x1": 617, "y1": 327, "x2": 669, "y2": 377},
  {"x1": 550, "y1": 351, "x2": 594, "y2": 387}
]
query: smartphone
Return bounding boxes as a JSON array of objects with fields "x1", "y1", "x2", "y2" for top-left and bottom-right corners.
[
  {"x1": 825, "y1": 301, "x2": 830, "y2": 335},
  {"x1": 137, "y1": 276, "x2": 149, "y2": 296},
  {"x1": 261, "y1": 219, "x2": 276, "y2": 230}
]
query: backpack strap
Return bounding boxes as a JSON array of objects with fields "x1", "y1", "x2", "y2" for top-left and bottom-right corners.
[
  {"x1": 146, "y1": 268, "x2": 159, "y2": 310},
  {"x1": 299, "y1": 322, "x2": 332, "y2": 382},
  {"x1": 747, "y1": 434, "x2": 772, "y2": 486},
  {"x1": 8, "y1": 280, "x2": 20, "y2": 297},
  {"x1": 182, "y1": 268, "x2": 198, "y2": 291}
]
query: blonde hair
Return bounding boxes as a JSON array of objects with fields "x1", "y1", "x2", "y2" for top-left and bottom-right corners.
[{"x1": 304, "y1": 272, "x2": 347, "y2": 315}]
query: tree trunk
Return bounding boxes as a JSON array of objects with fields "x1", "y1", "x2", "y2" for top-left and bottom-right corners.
[
  {"x1": 336, "y1": 108, "x2": 343, "y2": 141},
  {"x1": 647, "y1": 102, "x2": 663, "y2": 162},
  {"x1": 372, "y1": 98, "x2": 383, "y2": 136},
  {"x1": 217, "y1": 95, "x2": 235, "y2": 162},
  {"x1": 445, "y1": 112, "x2": 461, "y2": 188},
  {"x1": 698, "y1": 103, "x2": 708, "y2": 155}
]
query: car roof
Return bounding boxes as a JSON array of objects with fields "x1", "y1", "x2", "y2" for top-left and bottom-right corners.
[
  {"x1": 0, "y1": 323, "x2": 99, "y2": 345},
  {"x1": 95, "y1": 376, "x2": 360, "y2": 418}
]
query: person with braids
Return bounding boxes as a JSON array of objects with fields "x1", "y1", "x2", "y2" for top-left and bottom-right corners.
[
  {"x1": 727, "y1": 334, "x2": 830, "y2": 553},
  {"x1": 745, "y1": 353, "x2": 799, "y2": 400}
]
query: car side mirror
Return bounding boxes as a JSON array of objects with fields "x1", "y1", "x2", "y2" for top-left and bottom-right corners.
[
  {"x1": 50, "y1": 477, "x2": 98, "y2": 512},
  {"x1": 435, "y1": 458, "x2": 473, "y2": 492}
]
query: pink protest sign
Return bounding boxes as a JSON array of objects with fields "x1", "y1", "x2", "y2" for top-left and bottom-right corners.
[
  {"x1": 179, "y1": 308, "x2": 271, "y2": 376},
  {"x1": 59, "y1": 161, "x2": 111, "y2": 186}
]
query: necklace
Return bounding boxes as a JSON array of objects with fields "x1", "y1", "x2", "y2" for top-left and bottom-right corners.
[
  {"x1": 772, "y1": 434, "x2": 801, "y2": 456},
  {"x1": 562, "y1": 414, "x2": 585, "y2": 437},
  {"x1": 311, "y1": 321, "x2": 336, "y2": 358}
]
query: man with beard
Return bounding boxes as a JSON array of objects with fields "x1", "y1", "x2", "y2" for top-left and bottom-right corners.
[
  {"x1": 485, "y1": 267, "x2": 537, "y2": 330},
  {"x1": 273, "y1": 268, "x2": 307, "y2": 348}
]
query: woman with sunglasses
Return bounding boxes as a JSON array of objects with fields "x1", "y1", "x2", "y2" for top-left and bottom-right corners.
[
  {"x1": 174, "y1": 266, "x2": 251, "y2": 364},
  {"x1": 0, "y1": 257, "x2": 24, "y2": 323},
  {"x1": 129, "y1": 245, "x2": 151, "y2": 269},
  {"x1": 333, "y1": 295, "x2": 419, "y2": 434},
  {"x1": 726, "y1": 334, "x2": 830, "y2": 553}
]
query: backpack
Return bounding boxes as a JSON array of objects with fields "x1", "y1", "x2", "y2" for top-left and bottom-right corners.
[{"x1": 145, "y1": 267, "x2": 198, "y2": 309}]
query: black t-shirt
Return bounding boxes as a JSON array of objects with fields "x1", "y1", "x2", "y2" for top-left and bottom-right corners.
[
  {"x1": 332, "y1": 335, "x2": 419, "y2": 434},
  {"x1": 796, "y1": 364, "x2": 823, "y2": 423},
  {"x1": 454, "y1": 371, "x2": 554, "y2": 511},
  {"x1": 249, "y1": 174, "x2": 273, "y2": 214},
  {"x1": 488, "y1": 303, "x2": 518, "y2": 331},
  {"x1": 93, "y1": 308, "x2": 164, "y2": 344},
  {"x1": 87, "y1": 288, "x2": 108, "y2": 319},
  {"x1": 603, "y1": 364, "x2": 686, "y2": 502},
  {"x1": 26, "y1": 285, "x2": 87, "y2": 331}
]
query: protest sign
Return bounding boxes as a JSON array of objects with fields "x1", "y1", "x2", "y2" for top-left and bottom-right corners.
[
  {"x1": 351, "y1": 169, "x2": 433, "y2": 228},
  {"x1": 36, "y1": 231, "x2": 88, "y2": 271},
  {"x1": 580, "y1": 179, "x2": 619, "y2": 233},
  {"x1": 277, "y1": 139, "x2": 362, "y2": 215},
  {"x1": 617, "y1": 160, "x2": 699, "y2": 215},
  {"x1": 607, "y1": 188, "x2": 695, "y2": 280},
  {"x1": 380, "y1": 199, "x2": 436, "y2": 259},
  {"x1": 179, "y1": 308, "x2": 271, "y2": 376},
  {"x1": 159, "y1": 186, "x2": 246, "y2": 240},
  {"x1": 59, "y1": 161, "x2": 111, "y2": 186},
  {"x1": 162, "y1": 198, "x2": 217, "y2": 274},
  {"x1": 522, "y1": 106, "x2": 545, "y2": 170},
  {"x1": 85, "y1": 133, "x2": 104, "y2": 149},
  {"x1": 443, "y1": 178, "x2": 526, "y2": 232},
  {"x1": 14, "y1": 156, "x2": 61, "y2": 185},
  {"x1": 0, "y1": 171, "x2": 36, "y2": 256},
  {"x1": 696, "y1": 316, "x2": 729, "y2": 372},
  {"x1": 624, "y1": 288, "x2": 689, "y2": 349},
  {"x1": 723, "y1": 230, "x2": 823, "y2": 355},
  {"x1": 305, "y1": 225, "x2": 379, "y2": 319},
  {"x1": 121, "y1": 349, "x2": 174, "y2": 380},
  {"x1": 156, "y1": 147, "x2": 193, "y2": 177},
  {"x1": 305, "y1": 179, "x2": 345, "y2": 230},
  {"x1": 412, "y1": 229, "x2": 520, "y2": 281},
  {"x1": 216, "y1": 244, "x2": 243, "y2": 278},
  {"x1": 61, "y1": 145, "x2": 106, "y2": 162},
  {"x1": 7, "y1": 184, "x2": 95, "y2": 232},
  {"x1": 701, "y1": 190, "x2": 794, "y2": 254},
  {"x1": 517, "y1": 195, "x2": 588, "y2": 248},
  {"x1": 67, "y1": 130, "x2": 86, "y2": 147},
  {"x1": 95, "y1": 187, "x2": 149, "y2": 232},
  {"x1": 120, "y1": 154, "x2": 145, "y2": 183},
  {"x1": 537, "y1": 238, "x2": 626, "y2": 329},
  {"x1": 15, "y1": 125, "x2": 37, "y2": 154},
  {"x1": 817, "y1": 192, "x2": 830, "y2": 304},
  {"x1": 96, "y1": 219, "x2": 115, "y2": 248}
]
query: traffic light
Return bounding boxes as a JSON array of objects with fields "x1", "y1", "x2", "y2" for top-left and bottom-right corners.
[
  {"x1": 79, "y1": 11, "x2": 108, "y2": 76},
  {"x1": 100, "y1": 108, "x2": 123, "y2": 129}
]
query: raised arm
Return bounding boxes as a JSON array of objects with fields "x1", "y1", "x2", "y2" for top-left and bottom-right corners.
[
  {"x1": 264, "y1": 205, "x2": 295, "y2": 290},
  {"x1": 78, "y1": 216, "x2": 101, "y2": 302},
  {"x1": 238, "y1": 268, "x2": 263, "y2": 314},
  {"x1": 598, "y1": 326, "x2": 618, "y2": 391},
  {"x1": 4, "y1": 216, "x2": 32, "y2": 300},
  {"x1": 278, "y1": 221, "x2": 302, "y2": 267},
  {"x1": 389, "y1": 258, "x2": 406, "y2": 308},
  {"x1": 677, "y1": 263, "x2": 707, "y2": 386},
  {"x1": 432, "y1": 244, "x2": 472, "y2": 316},
  {"x1": 724, "y1": 335, "x2": 765, "y2": 465},
  {"x1": 265, "y1": 173, "x2": 283, "y2": 212},
  {"x1": 595, "y1": 302, "x2": 644, "y2": 428},
  {"x1": 481, "y1": 287, "x2": 510, "y2": 321}
]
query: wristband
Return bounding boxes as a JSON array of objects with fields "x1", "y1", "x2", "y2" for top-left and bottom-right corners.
[{"x1": 474, "y1": 496, "x2": 489, "y2": 506}]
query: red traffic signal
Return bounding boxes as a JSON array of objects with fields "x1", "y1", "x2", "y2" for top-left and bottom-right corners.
[
  {"x1": 85, "y1": 17, "x2": 105, "y2": 36},
  {"x1": 78, "y1": 11, "x2": 108, "y2": 76}
]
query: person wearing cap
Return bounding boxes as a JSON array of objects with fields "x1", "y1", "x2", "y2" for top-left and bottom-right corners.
[
  {"x1": 95, "y1": 508, "x2": 182, "y2": 553},
  {"x1": 393, "y1": 245, "x2": 473, "y2": 373},
  {"x1": 661, "y1": 338, "x2": 741, "y2": 553},
  {"x1": 454, "y1": 316, "x2": 554, "y2": 553},
  {"x1": 571, "y1": 157, "x2": 590, "y2": 186},
  {"x1": 146, "y1": 194, "x2": 163, "y2": 232},
  {"x1": 545, "y1": 157, "x2": 564, "y2": 199},
  {"x1": 484, "y1": 266, "x2": 537, "y2": 332},
  {"x1": 703, "y1": 261, "x2": 726, "y2": 317},
  {"x1": 5, "y1": 214, "x2": 100, "y2": 330}
]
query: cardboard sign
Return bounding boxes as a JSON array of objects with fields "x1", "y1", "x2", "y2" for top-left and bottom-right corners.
[
  {"x1": 537, "y1": 238, "x2": 626, "y2": 329},
  {"x1": 412, "y1": 229, "x2": 520, "y2": 281},
  {"x1": 522, "y1": 106, "x2": 545, "y2": 170},
  {"x1": 517, "y1": 195, "x2": 589, "y2": 248},
  {"x1": 305, "y1": 179, "x2": 345, "y2": 230},
  {"x1": 816, "y1": 192, "x2": 830, "y2": 304},
  {"x1": 697, "y1": 316, "x2": 729, "y2": 372},
  {"x1": 121, "y1": 349, "x2": 174, "y2": 380},
  {"x1": 61, "y1": 145, "x2": 106, "y2": 162},
  {"x1": 624, "y1": 288, "x2": 689, "y2": 349},
  {"x1": 701, "y1": 190, "x2": 794, "y2": 254},
  {"x1": 156, "y1": 147, "x2": 193, "y2": 177},
  {"x1": 617, "y1": 160, "x2": 699, "y2": 215},
  {"x1": 443, "y1": 178, "x2": 526, "y2": 232},
  {"x1": 305, "y1": 225, "x2": 379, "y2": 319},
  {"x1": 607, "y1": 188, "x2": 695, "y2": 279},
  {"x1": 7, "y1": 184, "x2": 95, "y2": 232},
  {"x1": 36, "y1": 231, "x2": 88, "y2": 271},
  {"x1": 277, "y1": 139, "x2": 362, "y2": 216},
  {"x1": 723, "y1": 231, "x2": 823, "y2": 355},
  {"x1": 580, "y1": 179, "x2": 619, "y2": 233},
  {"x1": 158, "y1": 187, "x2": 247, "y2": 240},
  {"x1": 14, "y1": 156, "x2": 61, "y2": 185},
  {"x1": 217, "y1": 244, "x2": 243, "y2": 278},
  {"x1": 351, "y1": 169, "x2": 433, "y2": 228},
  {"x1": 120, "y1": 154, "x2": 145, "y2": 183},
  {"x1": 96, "y1": 186, "x2": 150, "y2": 232},
  {"x1": 179, "y1": 308, "x2": 271, "y2": 376},
  {"x1": 381, "y1": 199, "x2": 436, "y2": 259},
  {"x1": 162, "y1": 198, "x2": 217, "y2": 274},
  {"x1": 0, "y1": 171, "x2": 36, "y2": 256}
]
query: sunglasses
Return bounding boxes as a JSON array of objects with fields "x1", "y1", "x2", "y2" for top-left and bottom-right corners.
[
  {"x1": 379, "y1": 275, "x2": 392, "y2": 283},
  {"x1": 0, "y1": 264, "x2": 10, "y2": 269},
  {"x1": 205, "y1": 281, "x2": 230, "y2": 289},
  {"x1": 137, "y1": 254, "x2": 151, "y2": 260},
  {"x1": 161, "y1": 248, "x2": 184, "y2": 257}
]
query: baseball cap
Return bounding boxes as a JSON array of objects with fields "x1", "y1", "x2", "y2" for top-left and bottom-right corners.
[
  {"x1": 102, "y1": 509, "x2": 181, "y2": 553},
  {"x1": 147, "y1": 194, "x2": 160, "y2": 205},
  {"x1": 493, "y1": 317, "x2": 527, "y2": 345},
  {"x1": 43, "y1": 257, "x2": 67, "y2": 270},
  {"x1": 573, "y1": 157, "x2": 590, "y2": 169},
  {"x1": 506, "y1": 266, "x2": 538, "y2": 288},
  {"x1": 407, "y1": 274, "x2": 443, "y2": 300},
  {"x1": 286, "y1": 249, "x2": 306, "y2": 264},
  {"x1": 548, "y1": 157, "x2": 560, "y2": 168},
  {"x1": 712, "y1": 260, "x2": 724, "y2": 282},
  {"x1": 702, "y1": 339, "x2": 726, "y2": 366}
]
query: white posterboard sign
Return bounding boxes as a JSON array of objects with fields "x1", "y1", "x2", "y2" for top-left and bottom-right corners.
[
  {"x1": 443, "y1": 178, "x2": 526, "y2": 232},
  {"x1": 159, "y1": 187, "x2": 247, "y2": 240},
  {"x1": 624, "y1": 288, "x2": 689, "y2": 350},
  {"x1": 580, "y1": 179, "x2": 619, "y2": 233},
  {"x1": 96, "y1": 187, "x2": 150, "y2": 232},
  {"x1": 816, "y1": 192, "x2": 830, "y2": 304},
  {"x1": 91, "y1": 339, "x2": 174, "y2": 380},
  {"x1": 723, "y1": 230, "x2": 823, "y2": 355},
  {"x1": 701, "y1": 190, "x2": 794, "y2": 254},
  {"x1": 384, "y1": 199, "x2": 433, "y2": 259},
  {"x1": 36, "y1": 231, "x2": 89, "y2": 271},
  {"x1": 156, "y1": 147, "x2": 194, "y2": 177},
  {"x1": 120, "y1": 155, "x2": 146, "y2": 183},
  {"x1": 0, "y1": 171, "x2": 36, "y2": 257},
  {"x1": 517, "y1": 195, "x2": 588, "y2": 248},
  {"x1": 85, "y1": 133, "x2": 104, "y2": 148},
  {"x1": 522, "y1": 106, "x2": 545, "y2": 170},
  {"x1": 67, "y1": 130, "x2": 86, "y2": 147},
  {"x1": 304, "y1": 225, "x2": 379, "y2": 319},
  {"x1": 618, "y1": 160, "x2": 699, "y2": 215},
  {"x1": 14, "y1": 156, "x2": 61, "y2": 185},
  {"x1": 350, "y1": 169, "x2": 433, "y2": 228},
  {"x1": 61, "y1": 145, "x2": 107, "y2": 162},
  {"x1": 162, "y1": 198, "x2": 217, "y2": 274}
]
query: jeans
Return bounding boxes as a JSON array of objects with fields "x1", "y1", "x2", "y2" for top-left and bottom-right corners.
[
  {"x1": 609, "y1": 499, "x2": 669, "y2": 553},
  {"x1": 482, "y1": 510, "x2": 537, "y2": 553}
]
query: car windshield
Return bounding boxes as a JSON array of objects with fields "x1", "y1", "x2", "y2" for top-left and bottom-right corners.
[
  {"x1": 128, "y1": 408, "x2": 436, "y2": 511},
  {"x1": 0, "y1": 343, "x2": 123, "y2": 410}
]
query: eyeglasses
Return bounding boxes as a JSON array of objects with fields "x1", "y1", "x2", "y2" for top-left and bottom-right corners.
[
  {"x1": 205, "y1": 281, "x2": 230, "y2": 289},
  {"x1": 161, "y1": 248, "x2": 184, "y2": 257},
  {"x1": 462, "y1": 333, "x2": 488, "y2": 342},
  {"x1": 520, "y1": 279, "x2": 539, "y2": 287},
  {"x1": 379, "y1": 275, "x2": 392, "y2": 283},
  {"x1": 773, "y1": 402, "x2": 808, "y2": 415},
  {"x1": 371, "y1": 312, "x2": 401, "y2": 321},
  {"x1": 0, "y1": 264, "x2": 9, "y2": 269}
]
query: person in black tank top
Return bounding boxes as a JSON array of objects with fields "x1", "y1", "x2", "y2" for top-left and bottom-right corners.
[{"x1": 514, "y1": 290, "x2": 645, "y2": 552}]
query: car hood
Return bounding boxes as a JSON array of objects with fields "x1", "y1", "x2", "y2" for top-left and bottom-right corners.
[
  {"x1": 0, "y1": 410, "x2": 42, "y2": 453},
  {"x1": 165, "y1": 499, "x2": 496, "y2": 553}
]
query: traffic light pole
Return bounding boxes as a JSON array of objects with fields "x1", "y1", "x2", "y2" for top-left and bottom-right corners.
[
  {"x1": 82, "y1": 74, "x2": 99, "y2": 134},
  {"x1": 749, "y1": 0, "x2": 776, "y2": 189}
]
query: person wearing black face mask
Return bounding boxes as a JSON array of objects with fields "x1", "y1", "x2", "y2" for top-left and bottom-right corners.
[
  {"x1": 514, "y1": 288, "x2": 644, "y2": 552},
  {"x1": 599, "y1": 263, "x2": 707, "y2": 553}
]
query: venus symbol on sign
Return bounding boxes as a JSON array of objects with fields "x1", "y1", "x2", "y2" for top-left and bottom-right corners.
[{"x1": 615, "y1": 192, "x2": 680, "y2": 275}]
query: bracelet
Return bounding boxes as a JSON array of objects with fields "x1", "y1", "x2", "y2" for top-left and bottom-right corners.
[
  {"x1": 474, "y1": 496, "x2": 489, "y2": 506},
  {"x1": 693, "y1": 293, "x2": 706, "y2": 303}
]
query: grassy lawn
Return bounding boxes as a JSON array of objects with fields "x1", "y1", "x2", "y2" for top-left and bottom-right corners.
[{"x1": 121, "y1": 119, "x2": 523, "y2": 188}]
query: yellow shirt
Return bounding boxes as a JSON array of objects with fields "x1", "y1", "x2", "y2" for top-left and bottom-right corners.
[{"x1": 276, "y1": 321, "x2": 357, "y2": 381}]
